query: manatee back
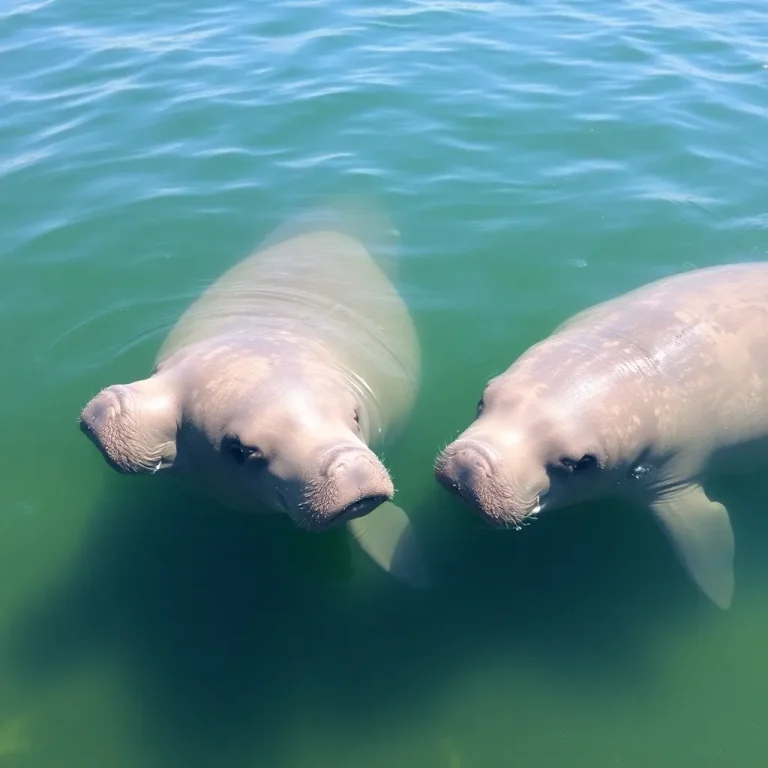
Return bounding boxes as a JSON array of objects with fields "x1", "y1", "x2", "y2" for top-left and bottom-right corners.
[
  {"x1": 553, "y1": 262, "x2": 768, "y2": 344},
  {"x1": 156, "y1": 227, "x2": 420, "y2": 436},
  {"x1": 543, "y1": 262, "x2": 768, "y2": 439},
  {"x1": 256, "y1": 197, "x2": 401, "y2": 281}
]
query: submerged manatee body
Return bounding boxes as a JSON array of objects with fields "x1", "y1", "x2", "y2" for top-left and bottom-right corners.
[
  {"x1": 81, "y1": 212, "x2": 429, "y2": 588},
  {"x1": 435, "y1": 262, "x2": 768, "y2": 609}
]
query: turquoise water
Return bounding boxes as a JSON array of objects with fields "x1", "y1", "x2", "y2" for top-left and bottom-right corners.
[{"x1": 2, "y1": 0, "x2": 768, "y2": 765}]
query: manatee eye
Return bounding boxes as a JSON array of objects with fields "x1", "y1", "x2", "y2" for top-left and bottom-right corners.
[
  {"x1": 353, "y1": 408, "x2": 360, "y2": 426},
  {"x1": 560, "y1": 454, "x2": 598, "y2": 471},
  {"x1": 476, "y1": 398, "x2": 485, "y2": 417},
  {"x1": 224, "y1": 436, "x2": 265, "y2": 466},
  {"x1": 229, "y1": 441, "x2": 247, "y2": 465}
]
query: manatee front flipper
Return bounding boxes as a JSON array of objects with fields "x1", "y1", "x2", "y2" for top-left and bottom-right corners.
[
  {"x1": 346, "y1": 501, "x2": 431, "y2": 589},
  {"x1": 647, "y1": 483, "x2": 735, "y2": 609}
]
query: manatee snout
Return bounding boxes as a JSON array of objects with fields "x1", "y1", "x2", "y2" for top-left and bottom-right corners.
[
  {"x1": 303, "y1": 445, "x2": 394, "y2": 530},
  {"x1": 79, "y1": 380, "x2": 177, "y2": 475},
  {"x1": 434, "y1": 440, "x2": 491, "y2": 503},
  {"x1": 79, "y1": 386, "x2": 132, "y2": 472},
  {"x1": 81, "y1": 386, "x2": 121, "y2": 433},
  {"x1": 435, "y1": 438, "x2": 546, "y2": 528}
]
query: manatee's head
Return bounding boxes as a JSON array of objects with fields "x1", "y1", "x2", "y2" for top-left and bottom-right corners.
[
  {"x1": 80, "y1": 350, "x2": 393, "y2": 531},
  {"x1": 434, "y1": 371, "x2": 622, "y2": 529}
]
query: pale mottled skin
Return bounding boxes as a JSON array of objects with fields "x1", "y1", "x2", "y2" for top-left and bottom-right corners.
[
  {"x1": 435, "y1": 263, "x2": 768, "y2": 609},
  {"x1": 80, "y1": 227, "x2": 420, "y2": 534}
]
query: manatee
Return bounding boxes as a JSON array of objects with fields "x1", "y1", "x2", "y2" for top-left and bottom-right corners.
[
  {"x1": 435, "y1": 262, "x2": 768, "y2": 608},
  {"x1": 80, "y1": 209, "x2": 429, "y2": 588}
]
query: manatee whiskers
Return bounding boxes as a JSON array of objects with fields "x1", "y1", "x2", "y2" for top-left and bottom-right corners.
[
  {"x1": 510, "y1": 498, "x2": 541, "y2": 531},
  {"x1": 432, "y1": 439, "x2": 459, "y2": 470},
  {"x1": 432, "y1": 446, "x2": 448, "y2": 471},
  {"x1": 294, "y1": 506, "x2": 317, "y2": 533},
  {"x1": 300, "y1": 480, "x2": 338, "y2": 526},
  {"x1": 134, "y1": 449, "x2": 174, "y2": 475},
  {"x1": 488, "y1": 497, "x2": 537, "y2": 531},
  {"x1": 377, "y1": 451, "x2": 394, "y2": 477}
]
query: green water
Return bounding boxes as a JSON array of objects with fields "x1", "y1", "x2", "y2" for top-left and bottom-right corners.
[{"x1": 2, "y1": 0, "x2": 768, "y2": 765}]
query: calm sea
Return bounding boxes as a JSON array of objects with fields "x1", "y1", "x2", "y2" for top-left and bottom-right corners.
[{"x1": 1, "y1": 0, "x2": 767, "y2": 765}]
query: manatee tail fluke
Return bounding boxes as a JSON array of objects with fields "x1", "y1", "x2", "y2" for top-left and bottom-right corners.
[
  {"x1": 648, "y1": 483, "x2": 735, "y2": 609},
  {"x1": 346, "y1": 501, "x2": 432, "y2": 589}
]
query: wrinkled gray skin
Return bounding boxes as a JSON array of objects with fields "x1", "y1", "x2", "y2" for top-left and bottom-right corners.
[
  {"x1": 81, "y1": 227, "x2": 420, "y2": 542},
  {"x1": 435, "y1": 262, "x2": 768, "y2": 609}
]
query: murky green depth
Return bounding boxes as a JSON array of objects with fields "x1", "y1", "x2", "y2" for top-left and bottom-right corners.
[{"x1": 2, "y1": 0, "x2": 768, "y2": 766}]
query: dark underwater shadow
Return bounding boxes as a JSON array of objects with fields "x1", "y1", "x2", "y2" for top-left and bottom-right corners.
[
  {"x1": 426, "y1": 461, "x2": 768, "y2": 692},
  {"x1": 2, "y1": 477, "x2": 462, "y2": 766},
  {"x1": 706, "y1": 469, "x2": 768, "y2": 606},
  {"x1": 2, "y1": 480, "x2": 351, "y2": 765},
  {"x1": 5, "y1": 466, "x2": 765, "y2": 767},
  {"x1": 407, "y1": 491, "x2": 702, "y2": 690}
]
